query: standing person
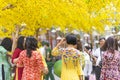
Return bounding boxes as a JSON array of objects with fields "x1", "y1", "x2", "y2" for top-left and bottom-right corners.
[
  {"x1": 83, "y1": 46, "x2": 92, "y2": 80},
  {"x1": 44, "y1": 42, "x2": 55, "y2": 80},
  {"x1": 17, "y1": 37, "x2": 48, "y2": 80},
  {"x1": 39, "y1": 41, "x2": 49, "y2": 80},
  {"x1": 100, "y1": 37, "x2": 120, "y2": 80},
  {"x1": 52, "y1": 34, "x2": 84, "y2": 80},
  {"x1": 12, "y1": 36, "x2": 25, "y2": 80},
  {"x1": 0, "y1": 37, "x2": 13, "y2": 80},
  {"x1": 93, "y1": 37, "x2": 105, "y2": 80},
  {"x1": 40, "y1": 41, "x2": 46, "y2": 59}
]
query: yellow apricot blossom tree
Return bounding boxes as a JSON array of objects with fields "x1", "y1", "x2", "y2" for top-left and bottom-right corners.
[{"x1": 0, "y1": 0, "x2": 120, "y2": 37}]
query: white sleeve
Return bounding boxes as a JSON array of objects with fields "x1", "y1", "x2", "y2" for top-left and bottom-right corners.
[
  {"x1": 93, "y1": 48, "x2": 101, "y2": 66},
  {"x1": 96, "y1": 56, "x2": 101, "y2": 66},
  {"x1": 93, "y1": 48, "x2": 100, "y2": 57}
]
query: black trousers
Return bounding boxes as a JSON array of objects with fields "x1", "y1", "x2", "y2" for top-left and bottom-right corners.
[
  {"x1": 95, "y1": 66, "x2": 101, "y2": 80},
  {"x1": 85, "y1": 76, "x2": 89, "y2": 80}
]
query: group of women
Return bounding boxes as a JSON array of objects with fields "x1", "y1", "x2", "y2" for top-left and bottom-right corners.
[
  {"x1": 52, "y1": 34, "x2": 120, "y2": 80},
  {"x1": 0, "y1": 33, "x2": 120, "y2": 80},
  {"x1": 0, "y1": 36, "x2": 48, "y2": 80}
]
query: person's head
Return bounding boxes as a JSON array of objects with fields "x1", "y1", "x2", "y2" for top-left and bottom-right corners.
[
  {"x1": 41, "y1": 41, "x2": 49, "y2": 48},
  {"x1": 1, "y1": 37, "x2": 12, "y2": 51},
  {"x1": 45, "y1": 41, "x2": 49, "y2": 47},
  {"x1": 103, "y1": 37, "x2": 117, "y2": 53},
  {"x1": 84, "y1": 46, "x2": 91, "y2": 52},
  {"x1": 25, "y1": 36, "x2": 38, "y2": 58},
  {"x1": 41, "y1": 41, "x2": 46, "y2": 46},
  {"x1": 17, "y1": 36, "x2": 25, "y2": 50},
  {"x1": 65, "y1": 34, "x2": 77, "y2": 46},
  {"x1": 99, "y1": 37, "x2": 105, "y2": 48}
]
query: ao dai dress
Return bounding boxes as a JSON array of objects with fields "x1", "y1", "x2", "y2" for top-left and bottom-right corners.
[
  {"x1": 0, "y1": 46, "x2": 11, "y2": 80},
  {"x1": 52, "y1": 47, "x2": 84, "y2": 80},
  {"x1": 17, "y1": 50, "x2": 45, "y2": 80},
  {"x1": 100, "y1": 50, "x2": 120, "y2": 80}
]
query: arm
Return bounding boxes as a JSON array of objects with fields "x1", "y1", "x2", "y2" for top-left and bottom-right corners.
[
  {"x1": 89, "y1": 53, "x2": 97, "y2": 64},
  {"x1": 11, "y1": 25, "x2": 19, "y2": 53},
  {"x1": 37, "y1": 49, "x2": 47, "y2": 67},
  {"x1": 91, "y1": 49, "x2": 100, "y2": 65},
  {"x1": 12, "y1": 49, "x2": 20, "y2": 64},
  {"x1": 41, "y1": 55, "x2": 47, "y2": 67},
  {"x1": 77, "y1": 52, "x2": 84, "y2": 80},
  {"x1": 79, "y1": 52, "x2": 85, "y2": 69},
  {"x1": 7, "y1": 52, "x2": 12, "y2": 57},
  {"x1": 13, "y1": 58, "x2": 19, "y2": 64},
  {"x1": 17, "y1": 64, "x2": 24, "y2": 67},
  {"x1": 46, "y1": 52, "x2": 51, "y2": 61},
  {"x1": 52, "y1": 47, "x2": 59, "y2": 56},
  {"x1": 52, "y1": 38, "x2": 65, "y2": 56},
  {"x1": 77, "y1": 61, "x2": 84, "y2": 80},
  {"x1": 36, "y1": 53, "x2": 48, "y2": 74},
  {"x1": 17, "y1": 51, "x2": 24, "y2": 67}
]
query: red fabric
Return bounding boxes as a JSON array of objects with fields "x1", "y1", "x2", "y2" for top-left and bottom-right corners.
[
  {"x1": 12, "y1": 48, "x2": 24, "y2": 80},
  {"x1": 17, "y1": 50, "x2": 45, "y2": 80}
]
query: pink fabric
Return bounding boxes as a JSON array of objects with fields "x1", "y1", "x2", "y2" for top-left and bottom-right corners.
[
  {"x1": 100, "y1": 50, "x2": 120, "y2": 80},
  {"x1": 89, "y1": 74, "x2": 96, "y2": 80}
]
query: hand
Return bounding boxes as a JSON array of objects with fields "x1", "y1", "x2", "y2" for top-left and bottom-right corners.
[
  {"x1": 43, "y1": 67, "x2": 49, "y2": 74},
  {"x1": 13, "y1": 58, "x2": 19, "y2": 64},
  {"x1": 59, "y1": 38, "x2": 66, "y2": 45},
  {"x1": 79, "y1": 75, "x2": 83, "y2": 80},
  {"x1": 17, "y1": 64, "x2": 24, "y2": 67},
  {"x1": 59, "y1": 38, "x2": 65, "y2": 43},
  {"x1": 56, "y1": 38, "x2": 66, "y2": 48},
  {"x1": 47, "y1": 58, "x2": 51, "y2": 61}
]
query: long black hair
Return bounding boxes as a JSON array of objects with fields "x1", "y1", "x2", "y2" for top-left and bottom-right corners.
[
  {"x1": 102, "y1": 37, "x2": 117, "y2": 53},
  {"x1": 25, "y1": 37, "x2": 38, "y2": 58},
  {"x1": 1, "y1": 37, "x2": 12, "y2": 51},
  {"x1": 17, "y1": 36, "x2": 25, "y2": 50}
]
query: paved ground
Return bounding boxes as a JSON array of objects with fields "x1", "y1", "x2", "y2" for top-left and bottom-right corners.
[
  {"x1": 53, "y1": 73, "x2": 60, "y2": 80},
  {"x1": 44, "y1": 68, "x2": 60, "y2": 80},
  {"x1": 52, "y1": 70, "x2": 96, "y2": 80},
  {"x1": 52, "y1": 69, "x2": 60, "y2": 80}
]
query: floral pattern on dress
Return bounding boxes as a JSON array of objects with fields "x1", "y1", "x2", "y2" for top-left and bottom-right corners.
[
  {"x1": 52, "y1": 47, "x2": 84, "y2": 80},
  {"x1": 100, "y1": 50, "x2": 120, "y2": 80},
  {"x1": 62, "y1": 48, "x2": 81, "y2": 68},
  {"x1": 17, "y1": 50, "x2": 45, "y2": 80}
]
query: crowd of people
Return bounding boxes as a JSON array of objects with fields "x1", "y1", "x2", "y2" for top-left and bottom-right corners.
[{"x1": 0, "y1": 33, "x2": 120, "y2": 80}]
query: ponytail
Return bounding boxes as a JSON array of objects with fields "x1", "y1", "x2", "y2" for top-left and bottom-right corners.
[{"x1": 27, "y1": 48, "x2": 32, "y2": 58}]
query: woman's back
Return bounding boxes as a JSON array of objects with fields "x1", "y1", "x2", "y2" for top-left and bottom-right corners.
[
  {"x1": 100, "y1": 50, "x2": 120, "y2": 80},
  {"x1": 60, "y1": 48, "x2": 83, "y2": 80},
  {"x1": 0, "y1": 46, "x2": 9, "y2": 64},
  {"x1": 18, "y1": 50, "x2": 45, "y2": 80},
  {"x1": 62, "y1": 48, "x2": 80, "y2": 67},
  {"x1": 52, "y1": 34, "x2": 84, "y2": 80}
]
